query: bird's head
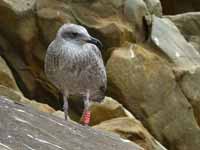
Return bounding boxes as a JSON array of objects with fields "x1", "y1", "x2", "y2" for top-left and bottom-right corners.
[{"x1": 57, "y1": 24, "x2": 103, "y2": 50}]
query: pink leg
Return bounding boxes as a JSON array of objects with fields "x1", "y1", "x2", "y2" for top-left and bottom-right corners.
[{"x1": 83, "y1": 91, "x2": 91, "y2": 126}]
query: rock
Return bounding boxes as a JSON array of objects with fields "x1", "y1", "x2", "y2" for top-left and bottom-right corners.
[
  {"x1": 0, "y1": 34, "x2": 60, "y2": 109},
  {"x1": 0, "y1": 0, "x2": 60, "y2": 107},
  {"x1": 26, "y1": 100, "x2": 55, "y2": 113},
  {"x1": 0, "y1": 0, "x2": 37, "y2": 57},
  {"x1": 0, "y1": 56, "x2": 20, "y2": 92},
  {"x1": 0, "y1": 85, "x2": 55, "y2": 113},
  {"x1": 167, "y1": 12, "x2": 200, "y2": 53},
  {"x1": 0, "y1": 0, "x2": 150, "y2": 111},
  {"x1": 106, "y1": 43, "x2": 200, "y2": 150},
  {"x1": 143, "y1": 0, "x2": 163, "y2": 16},
  {"x1": 150, "y1": 16, "x2": 200, "y2": 70},
  {"x1": 36, "y1": 0, "x2": 76, "y2": 46},
  {"x1": 0, "y1": 97, "x2": 142, "y2": 150},
  {"x1": 89, "y1": 97, "x2": 135, "y2": 126},
  {"x1": 0, "y1": 85, "x2": 24, "y2": 102},
  {"x1": 179, "y1": 67, "x2": 200, "y2": 126},
  {"x1": 94, "y1": 117, "x2": 167, "y2": 150},
  {"x1": 160, "y1": 0, "x2": 200, "y2": 15},
  {"x1": 52, "y1": 110, "x2": 80, "y2": 125},
  {"x1": 71, "y1": 0, "x2": 147, "y2": 48},
  {"x1": 123, "y1": 0, "x2": 149, "y2": 42},
  {"x1": 52, "y1": 110, "x2": 65, "y2": 119}
]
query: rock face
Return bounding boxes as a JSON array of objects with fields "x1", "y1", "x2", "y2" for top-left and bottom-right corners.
[
  {"x1": 0, "y1": 85, "x2": 55, "y2": 113},
  {"x1": 0, "y1": 97, "x2": 142, "y2": 150},
  {"x1": 0, "y1": 56, "x2": 20, "y2": 92},
  {"x1": 94, "y1": 117, "x2": 166, "y2": 150},
  {"x1": 0, "y1": 0, "x2": 60, "y2": 109},
  {"x1": 179, "y1": 68, "x2": 200, "y2": 126},
  {"x1": 88, "y1": 97, "x2": 134, "y2": 126},
  {"x1": 143, "y1": 0, "x2": 162, "y2": 16},
  {"x1": 160, "y1": 0, "x2": 200, "y2": 15},
  {"x1": 150, "y1": 16, "x2": 200, "y2": 70},
  {"x1": 0, "y1": 0, "x2": 158, "y2": 109},
  {"x1": 106, "y1": 43, "x2": 200, "y2": 150},
  {"x1": 1, "y1": 0, "x2": 200, "y2": 150},
  {"x1": 167, "y1": 12, "x2": 200, "y2": 53}
]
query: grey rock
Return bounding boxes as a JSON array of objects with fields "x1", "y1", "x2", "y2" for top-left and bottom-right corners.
[
  {"x1": 167, "y1": 12, "x2": 200, "y2": 53},
  {"x1": 150, "y1": 16, "x2": 200, "y2": 70},
  {"x1": 0, "y1": 97, "x2": 142, "y2": 150}
]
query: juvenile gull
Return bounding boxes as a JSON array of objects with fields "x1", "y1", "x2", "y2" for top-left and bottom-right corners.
[{"x1": 44, "y1": 24, "x2": 107, "y2": 125}]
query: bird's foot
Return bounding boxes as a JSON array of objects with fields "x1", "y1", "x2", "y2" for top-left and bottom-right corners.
[{"x1": 80, "y1": 110, "x2": 91, "y2": 126}]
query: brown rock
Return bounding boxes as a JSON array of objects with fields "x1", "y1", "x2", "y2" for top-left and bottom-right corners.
[
  {"x1": 36, "y1": 0, "x2": 76, "y2": 46},
  {"x1": 179, "y1": 67, "x2": 200, "y2": 126},
  {"x1": 0, "y1": 84, "x2": 55, "y2": 114},
  {"x1": 0, "y1": 32, "x2": 60, "y2": 109},
  {"x1": 160, "y1": 0, "x2": 200, "y2": 15},
  {"x1": 0, "y1": 56, "x2": 20, "y2": 92},
  {"x1": 94, "y1": 117, "x2": 167, "y2": 150},
  {"x1": 0, "y1": 85, "x2": 23, "y2": 102},
  {"x1": 71, "y1": 0, "x2": 148, "y2": 48},
  {"x1": 89, "y1": 97, "x2": 134, "y2": 126},
  {"x1": 0, "y1": 84, "x2": 55, "y2": 113},
  {"x1": 106, "y1": 43, "x2": 200, "y2": 150},
  {"x1": 0, "y1": 0, "x2": 151, "y2": 110},
  {"x1": 26, "y1": 100, "x2": 55, "y2": 113}
]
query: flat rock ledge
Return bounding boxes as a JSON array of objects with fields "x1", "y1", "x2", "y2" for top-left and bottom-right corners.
[{"x1": 0, "y1": 96, "x2": 142, "y2": 150}]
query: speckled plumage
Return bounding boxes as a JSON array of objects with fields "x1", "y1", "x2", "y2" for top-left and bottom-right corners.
[{"x1": 45, "y1": 24, "x2": 107, "y2": 102}]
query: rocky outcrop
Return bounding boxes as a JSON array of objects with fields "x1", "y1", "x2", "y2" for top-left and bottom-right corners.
[
  {"x1": 94, "y1": 117, "x2": 166, "y2": 150},
  {"x1": 0, "y1": 56, "x2": 20, "y2": 92},
  {"x1": 150, "y1": 16, "x2": 200, "y2": 70},
  {"x1": 0, "y1": 0, "x2": 60, "y2": 109},
  {"x1": 0, "y1": 85, "x2": 55, "y2": 113},
  {"x1": 1, "y1": 0, "x2": 200, "y2": 150},
  {"x1": 0, "y1": 52, "x2": 55, "y2": 113},
  {"x1": 143, "y1": 0, "x2": 162, "y2": 16},
  {"x1": 179, "y1": 68, "x2": 200, "y2": 126},
  {"x1": 0, "y1": 97, "x2": 142, "y2": 150},
  {"x1": 88, "y1": 97, "x2": 134, "y2": 126},
  {"x1": 160, "y1": 0, "x2": 200, "y2": 15},
  {"x1": 167, "y1": 12, "x2": 200, "y2": 53},
  {"x1": 0, "y1": 0, "x2": 158, "y2": 109},
  {"x1": 106, "y1": 43, "x2": 200, "y2": 150}
]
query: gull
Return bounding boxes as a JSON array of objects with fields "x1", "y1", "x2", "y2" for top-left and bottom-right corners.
[{"x1": 45, "y1": 24, "x2": 107, "y2": 125}]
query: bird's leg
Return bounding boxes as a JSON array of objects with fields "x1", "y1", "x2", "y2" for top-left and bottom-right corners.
[
  {"x1": 63, "y1": 95, "x2": 69, "y2": 121},
  {"x1": 82, "y1": 91, "x2": 91, "y2": 126}
]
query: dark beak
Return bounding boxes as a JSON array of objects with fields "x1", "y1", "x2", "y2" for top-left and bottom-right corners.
[{"x1": 87, "y1": 37, "x2": 103, "y2": 50}]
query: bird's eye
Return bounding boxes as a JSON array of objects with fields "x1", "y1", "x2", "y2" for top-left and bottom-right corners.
[{"x1": 70, "y1": 32, "x2": 78, "y2": 37}]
